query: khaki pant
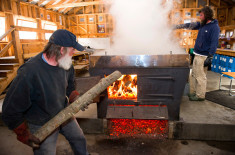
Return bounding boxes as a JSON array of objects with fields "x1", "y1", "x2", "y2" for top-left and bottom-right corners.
[{"x1": 190, "y1": 55, "x2": 208, "y2": 98}]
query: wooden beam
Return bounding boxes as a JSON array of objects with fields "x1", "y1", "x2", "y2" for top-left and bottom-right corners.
[
  {"x1": 37, "y1": 0, "x2": 49, "y2": 6},
  {"x1": 47, "y1": 1, "x2": 107, "y2": 9},
  {"x1": 58, "y1": 0, "x2": 77, "y2": 12},
  {"x1": 27, "y1": 0, "x2": 36, "y2": 2},
  {"x1": 51, "y1": 0, "x2": 68, "y2": 11},
  {"x1": 0, "y1": 28, "x2": 15, "y2": 41},
  {"x1": 78, "y1": 25, "x2": 87, "y2": 33},
  {"x1": 0, "y1": 40, "x2": 13, "y2": 57},
  {"x1": 0, "y1": 0, "x2": 5, "y2": 11},
  {"x1": 0, "y1": 11, "x2": 5, "y2": 17},
  {"x1": 11, "y1": 29, "x2": 23, "y2": 64},
  {"x1": 23, "y1": 52, "x2": 40, "y2": 59},
  {"x1": 226, "y1": 8, "x2": 228, "y2": 26},
  {"x1": 68, "y1": 12, "x2": 109, "y2": 17},
  {"x1": 220, "y1": 25, "x2": 235, "y2": 30},
  {"x1": 14, "y1": 26, "x2": 55, "y2": 33},
  {"x1": 63, "y1": 7, "x2": 74, "y2": 14},
  {"x1": 43, "y1": 0, "x2": 57, "y2": 8}
]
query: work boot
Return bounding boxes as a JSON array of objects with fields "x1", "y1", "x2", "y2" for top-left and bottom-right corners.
[
  {"x1": 189, "y1": 95, "x2": 205, "y2": 101},
  {"x1": 187, "y1": 93, "x2": 195, "y2": 98}
]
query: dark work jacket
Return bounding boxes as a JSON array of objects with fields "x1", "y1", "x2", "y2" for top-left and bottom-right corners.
[
  {"x1": 2, "y1": 52, "x2": 75, "y2": 130},
  {"x1": 176, "y1": 19, "x2": 220, "y2": 56}
]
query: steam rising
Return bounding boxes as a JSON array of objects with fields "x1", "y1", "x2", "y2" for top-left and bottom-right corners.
[{"x1": 102, "y1": 0, "x2": 185, "y2": 55}]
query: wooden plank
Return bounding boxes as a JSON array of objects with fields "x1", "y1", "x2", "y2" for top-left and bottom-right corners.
[
  {"x1": 37, "y1": 0, "x2": 48, "y2": 6},
  {"x1": 0, "y1": 40, "x2": 13, "y2": 57},
  {"x1": 0, "y1": 0, "x2": 5, "y2": 12},
  {"x1": 0, "y1": 62, "x2": 19, "y2": 94},
  {"x1": 17, "y1": 0, "x2": 21, "y2": 15},
  {"x1": 36, "y1": 19, "x2": 43, "y2": 40},
  {"x1": 73, "y1": 51, "x2": 90, "y2": 56},
  {"x1": 0, "y1": 11, "x2": 5, "y2": 17},
  {"x1": 11, "y1": 0, "x2": 18, "y2": 14},
  {"x1": 0, "y1": 27, "x2": 15, "y2": 41},
  {"x1": 222, "y1": 72, "x2": 235, "y2": 78},
  {"x1": 51, "y1": 0, "x2": 67, "y2": 11},
  {"x1": 6, "y1": 0, "x2": 12, "y2": 11},
  {"x1": 28, "y1": 5, "x2": 32, "y2": 18},
  {"x1": 22, "y1": 42, "x2": 45, "y2": 54},
  {"x1": 226, "y1": 8, "x2": 228, "y2": 26},
  {"x1": 14, "y1": 26, "x2": 54, "y2": 33},
  {"x1": 11, "y1": 30, "x2": 23, "y2": 64},
  {"x1": 0, "y1": 63, "x2": 19, "y2": 70},
  {"x1": 23, "y1": 52, "x2": 40, "y2": 59},
  {"x1": 220, "y1": 25, "x2": 235, "y2": 30},
  {"x1": 59, "y1": 0, "x2": 80, "y2": 13},
  {"x1": 78, "y1": 25, "x2": 88, "y2": 33},
  {"x1": 68, "y1": 12, "x2": 110, "y2": 17},
  {"x1": 0, "y1": 70, "x2": 13, "y2": 77},
  {"x1": 47, "y1": 1, "x2": 106, "y2": 9},
  {"x1": 23, "y1": 4, "x2": 28, "y2": 17},
  {"x1": 74, "y1": 64, "x2": 88, "y2": 70},
  {"x1": 43, "y1": 0, "x2": 57, "y2": 8}
]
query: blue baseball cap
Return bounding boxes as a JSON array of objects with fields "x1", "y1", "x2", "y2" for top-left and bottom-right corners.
[{"x1": 49, "y1": 29, "x2": 84, "y2": 51}]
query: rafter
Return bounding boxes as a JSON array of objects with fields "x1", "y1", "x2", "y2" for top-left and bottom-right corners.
[
  {"x1": 37, "y1": 0, "x2": 49, "y2": 6},
  {"x1": 50, "y1": 0, "x2": 67, "y2": 11},
  {"x1": 43, "y1": 0, "x2": 57, "y2": 8},
  {"x1": 63, "y1": 7, "x2": 75, "y2": 14},
  {"x1": 57, "y1": 0, "x2": 76, "y2": 12},
  {"x1": 46, "y1": 1, "x2": 107, "y2": 9}
]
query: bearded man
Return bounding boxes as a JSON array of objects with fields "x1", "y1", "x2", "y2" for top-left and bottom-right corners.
[
  {"x1": 2, "y1": 29, "x2": 89, "y2": 155},
  {"x1": 175, "y1": 6, "x2": 220, "y2": 101}
]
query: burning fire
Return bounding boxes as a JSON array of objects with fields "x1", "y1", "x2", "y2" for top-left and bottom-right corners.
[
  {"x1": 107, "y1": 74, "x2": 137, "y2": 100},
  {"x1": 108, "y1": 119, "x2": 168, "y2": 138}
]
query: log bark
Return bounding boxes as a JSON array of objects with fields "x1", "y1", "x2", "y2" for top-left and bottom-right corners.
[{"x1": 33, "y1": 70, "x2": 122, "y2": 142}]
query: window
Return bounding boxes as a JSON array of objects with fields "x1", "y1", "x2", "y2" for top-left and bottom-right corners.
[
  {"x1": 19, "y1": 31, "x2": 37, "y2": 39},
  {"x1": 41, "y1": 21, "x2": 57, "y2": 40},
  {"x1": 17, "y1": 19, "x2": 37, "y2": 28},
  {"x1": 17, "y1": 19, "x2": 37, "y2": 39},
  {"x1": 0, "y1": 17, "x2": 6, "y2": 41},
  {"x1": 45, "y1": 33, "x2": 52, "y2": 40},
  {"x1": 41, "y1": 21, "x2": 57, "y2": 30}
]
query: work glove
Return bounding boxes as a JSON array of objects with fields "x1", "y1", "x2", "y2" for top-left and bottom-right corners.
[
  {"x1": 69, "y1": 90, "x2": 80, "y2": 103},
  {"x1": 204, "y1": 54, "x2": 213, "y2": 67},
  {"x1": 189, "y1": 48, "x2": 194, "y2": 55},
  {"x1": 80, "y1": 104, "x2": 89, "y2": 111},
  {"x1": 13, "y1": 122, "x2": 40, "y2": 148}
]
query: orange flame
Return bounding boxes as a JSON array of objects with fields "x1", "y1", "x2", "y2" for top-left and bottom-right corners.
[{"x1": 107, "y1": 74, "x2": 137, "y2": 100}]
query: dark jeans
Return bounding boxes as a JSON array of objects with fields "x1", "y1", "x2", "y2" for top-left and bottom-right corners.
[{"x1": 28, "y1": 118, "x2": 89, "y2": 155}]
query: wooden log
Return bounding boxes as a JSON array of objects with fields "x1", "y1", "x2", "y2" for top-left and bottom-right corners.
[{"x1": 33, "y1": 70, "x2": 122, "y2": 142}]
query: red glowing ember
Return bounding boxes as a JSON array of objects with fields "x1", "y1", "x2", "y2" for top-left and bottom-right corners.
[
  {"x1": 108, "y1": 119, "x2": 168, "y2": 138},
  {"x1": 107, "y1": 74, "x2": 137, "y2": 100}
]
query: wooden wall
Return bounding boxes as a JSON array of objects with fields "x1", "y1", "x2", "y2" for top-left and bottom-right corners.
[
  {"x1": 67, "y1": 2, "x2": 113, "y2": 38},
  {"x1": 0, "y1": 0, "x2": 67, "y2": 59}
]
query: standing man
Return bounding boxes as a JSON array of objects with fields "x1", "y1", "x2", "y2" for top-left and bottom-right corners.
[
  {"x1": 2, "y1": 29, "x2": 89, "y2": 155},
  {"x1": 175, "y1": 6, "x2": 220, "y2": 101}
]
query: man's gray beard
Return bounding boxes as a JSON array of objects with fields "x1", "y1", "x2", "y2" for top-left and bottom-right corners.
[{"x1": 58, "y1": 53, "x2": 72, "y2": 70}]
